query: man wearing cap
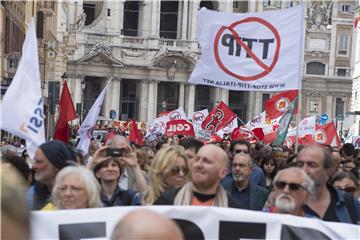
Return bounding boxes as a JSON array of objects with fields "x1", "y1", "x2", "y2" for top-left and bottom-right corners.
[{"x1": 26, "y1": 140, "x2": 75, "y2": 210}]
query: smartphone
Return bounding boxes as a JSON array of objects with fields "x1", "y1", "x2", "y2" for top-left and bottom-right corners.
[{"x1": 106, "y1": 148, "x2": 124, "y2": 157}]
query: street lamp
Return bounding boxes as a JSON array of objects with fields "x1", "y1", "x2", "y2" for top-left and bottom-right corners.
[{"x1": 80, "y1": 80, "x2": 87, "y2": 123}]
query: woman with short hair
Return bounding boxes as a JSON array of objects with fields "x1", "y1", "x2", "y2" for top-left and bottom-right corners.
[
  {"x1": 51, "y1": 166, "x2": 102, "y2": 210},
  {"x1": 142, "y1": 145, "x2": 190, "y2": 205}
]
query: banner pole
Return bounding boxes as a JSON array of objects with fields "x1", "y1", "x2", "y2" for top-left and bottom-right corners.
[{"x1": 294, "y1": 4, "x2": 305, "y2": 154}]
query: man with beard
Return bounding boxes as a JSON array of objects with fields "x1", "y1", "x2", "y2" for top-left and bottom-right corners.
[
  {"x1": 154, "y1": 144, "x2": 240, "y2": 208},
  {"x1": 222, "y1": 154, "x2": 269, "y2": 210},
  {"x1": 265, "y1": 167, "x2": 313, "y2": 217},
  {"x1": 297, "y1": 145, "x2": 360, "y2": 224}
]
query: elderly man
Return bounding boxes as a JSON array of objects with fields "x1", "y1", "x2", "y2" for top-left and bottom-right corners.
[
  {"x1": 297, "y1": 144, "x2": 360, "y2": 224},
  {"x1": 26, "y1": 140, "x2": 75, "y2": 210},
  {"x1": 222, "y1": 153, "x2": 269, "y2": 210},
  {"x1": 111, "y1": 209, "x2": 183, "y2": 240},
  {"x1": 154, "y1": 144, "x2": 240, "y2": 207},
  {"x1": 265, "y1": 167, "x2": 313, "y2": 217}
]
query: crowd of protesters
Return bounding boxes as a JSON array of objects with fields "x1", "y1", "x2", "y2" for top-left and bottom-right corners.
[{"x1": 1, "y1": 132, "x2": 360, "y2": 238}]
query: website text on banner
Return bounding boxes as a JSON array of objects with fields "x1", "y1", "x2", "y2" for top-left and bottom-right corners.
[
  {"x1": 189, "y1": 6, "x2": 304, "y2": 91},
  {"x1": 31, "y1": 206, "x2": 359, "y2": 239}
]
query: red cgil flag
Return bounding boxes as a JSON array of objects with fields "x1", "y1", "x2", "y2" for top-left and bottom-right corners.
[
  {"x1": 201, "y1": 101, "x2": 236, "y2": 134},
  {"x1": 129, "y1": 119, "x2": 144, "y2": 145},
  {"x1": 265, "y1": 90, "x2": 298, "y2": 119},
  {"x1": 54, "y1": 81, "x2": 77, "y2": 143}
]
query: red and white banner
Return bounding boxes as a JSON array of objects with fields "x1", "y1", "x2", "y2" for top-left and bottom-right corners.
[
  {"x1": 265, "y1": 90, "x2": 298, "y2": 119},
  {"x1": 314, "y1": 122, "x2": 340, "y2": 147},
  {"x1": 168, "y1": 107, "x2": 187, "y2": 121},
  {"x1": 246, "y1": 111, "x2": 266, "y2": 130},
  {"x1": 201, "y1": 101, "x2": 236, "y2": 134},
  {"x1": 299, "y1": 116, "x2": 316, "y2": 136},
  {"x1": 188, "y1": 6, "x2": 304, "y2": 91},
  {"x1": 217, "y1": 118, "x2": 238, "y2": 138},
  {"x1": 189, "y1": 109, "x2": 209, "y2": 131},
  {"x1": 166, "y1": 119, "x2": 195, "y2": 137}
]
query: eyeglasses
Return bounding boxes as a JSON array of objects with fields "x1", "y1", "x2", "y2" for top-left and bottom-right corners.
[
  {"x1": 234, "y1": 149, "x2": 250, "y2": 154},
  {"x1": 274, "y1": 181, "x2": 305, "y2": 191},
  {"x1": 264, "y1": 162, "x2": 275, "y2": 167},
  {"x1": 336, "y1": 186, "x2": 357, "y2": 193},
  {"x1": 170, "y1": 166, "x2": 190, "y2": 176}
]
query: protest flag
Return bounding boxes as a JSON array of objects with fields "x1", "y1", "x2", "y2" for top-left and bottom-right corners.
[
  {"x1": 76, "y1": 79, "x2": 111, "y2": 155},
  {"x1": 273, "y1": 97, "x2": 298, "y2": 145},
  {"x1": 201, "y1": 101, "x2": 236, "y2": 134},
  {"x1": 129, "y1": 119, "x2": 144, "y2": 145},
  {"x1": 54, "y1": 81, "x2": 77, "y2": 143},
  {"x1": 0, "y1": 18, "x2": 45, "y2": 158},
  {"x1": 265, "y1": 90, "x2": 298, "y2": 119}
]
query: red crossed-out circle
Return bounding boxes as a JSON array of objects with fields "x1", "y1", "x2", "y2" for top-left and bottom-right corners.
[{"x1": 214, "y1": 17, "x2": 281, "y2": 81}]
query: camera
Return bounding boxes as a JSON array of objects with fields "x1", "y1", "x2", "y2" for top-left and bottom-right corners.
[{"x1": 106, "y1": 148, "x2": 124, "y2": 157}]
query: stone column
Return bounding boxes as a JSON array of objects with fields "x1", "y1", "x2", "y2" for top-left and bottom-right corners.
[
  {"x1": 187, "y1": 84, "x2": 195, "y2": 117},
  {"x1": 181, "y1": 0, "x2": 189, "y2": 39},
  {"x1": 139, "y1": 1, "x2": 151, "y2": 37},
  {"x1": 150, "y1": 0, "x2": 161, "y2": 38},
  {"x1": 189, "y1": 0, "x2": 198, "y2": 41},
  {"x1": 220, "y1": 89, "x2": 229, "y2": 104},
  {"x1": 147, "y1": 81, "x2": 158, "y2": 122},
  {"x1": 109, "y1": 0, "x2": 122, "y2": 34},
  {"x1": 247, "y1": 91, "x2": 256, "y2": 119},
  {"x1": 326, "y1": 95, "x2": 333, "y2": 118},
  {"x1": 139, "y1": 80, "x2": 149, "y2": 122},
  {"x1": 104, "y1": 78, "x2": 120, "y2": 120},
  {"x1": 179, "y1": 82, "x2": 185, "y2": 109}
]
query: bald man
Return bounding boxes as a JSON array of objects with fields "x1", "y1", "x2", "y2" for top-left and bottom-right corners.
[
  {"x1": 154, "y1": 144, "x2": 241, "y2": 208},
  {"x1": 111, "y1": 209, "x2": 183, "y2": 240}
]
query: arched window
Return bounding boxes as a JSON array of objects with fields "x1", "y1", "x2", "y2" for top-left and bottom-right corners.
[{"x1": 306, "y1": 62, "x2": 325, "y2": 75}]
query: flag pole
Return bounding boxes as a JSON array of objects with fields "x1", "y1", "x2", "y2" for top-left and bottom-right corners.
[{"x1": 294, "y1": 3, "x2": 305, "y2": 154}]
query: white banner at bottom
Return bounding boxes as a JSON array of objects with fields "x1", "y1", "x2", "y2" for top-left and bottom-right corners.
[{"x1": 31, "y1": 206, "x2": 359, "y2": 239}]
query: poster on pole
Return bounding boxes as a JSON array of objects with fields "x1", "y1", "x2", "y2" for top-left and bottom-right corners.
[{"x1": 189, "y1": 6, "x2": 304, "y2": 91}]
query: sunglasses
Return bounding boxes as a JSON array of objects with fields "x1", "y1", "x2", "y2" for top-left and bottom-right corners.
[
  {"x1": 336, "y1": 186, "x2": 357, "y2": 193},
  {"x1": 170, "y1": 166, "x2": 190, "y2": 176},
  {"x1": 274, "y1": 181, "x2": 305, "y2": 191},
  {"x1": 234, "y1": 149, "x2": 250, "y2": 154},
  {"x1": 264, "y1": 162, "x2": 275, "y2": 167}
]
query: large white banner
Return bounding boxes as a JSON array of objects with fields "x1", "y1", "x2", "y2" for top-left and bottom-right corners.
[
  {"x1": 0, "y1": 19, "x2": 45, "y2": 159},
  {"x1": 189, "y1": 6, "x2": 304, "y2": 91},
  {"x1": 31, "y1": 206, "x2": 359, "y2": 239}
]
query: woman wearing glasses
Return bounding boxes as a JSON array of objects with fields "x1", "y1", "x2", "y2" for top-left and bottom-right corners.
[
  {"x1": 331, "y1": 171, "x2": 359, "y2": 202},
  {"x1": 51, "y1": 166, "x2": 102, "y2": 210},
  {"x1": 142, "y1": 145, "x2": 190, "y2": 205}
]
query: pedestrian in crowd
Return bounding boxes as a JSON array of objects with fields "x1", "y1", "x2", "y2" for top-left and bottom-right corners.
[
  {"x1": 223, "y1": 140, "x2": 266, "y2": 188},
  {"x1": 89, "y1": 135, "x2": 147, "y2": 192},
  {"x1": 259, "y1": 155, "x2": 278, "y2": 190},
  {"x1": 331, "y1": 171, "x2": 360, "y2": 202},
  {"x1": 50, "y1": 166, "x2": 102, "y2": 210},
  {"x1": 340, "y1": 143, "x2": 356, "y2": 161},
  {"x1": 111, "y1": 209, "x2": 183, "y2": 240},
  {"x1": 93, "y1": 157, "x2": 139, "y2": 206},
  {"x1": 142, "y1": 146, "x2": 190, "y2": 205},
  {"x1": 178, "y1": 137, "x2": 204, "y2": 164},
  {"x1": 143, "y1": 146, "x2": 155, "y2": 168},
  {"x1": 154, "y1": 144, "x2": 240, "y2": 208},
  {"x1": 1, "y1": 144, "x2": 18, "y2": 160},
  {"x1": 297, "y1": 144, "x2": 360, "y2": 224},
  {"x1": 26, "y1": 140, "x2": 76, "y2": 210},
  {"x1": 1, "y1": 164, "x2": 30, "y2": 239},
  {"x1": 222, "y1": 153, "x2": 269, "y2": 210},
  {"x1": 265, "y1": 167, "x2": 314, "y2": 217},
  {"x1": 2, "y1": 155, "x2": 31, "y2": 185},
  {"x1": 272, "y1": 146, "x2": 286, "y2": 168}
]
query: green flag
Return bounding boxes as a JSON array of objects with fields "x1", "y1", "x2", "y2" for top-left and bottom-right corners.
[{"x1": 273, "y1": 97, "x2": 298, "y2": 145}]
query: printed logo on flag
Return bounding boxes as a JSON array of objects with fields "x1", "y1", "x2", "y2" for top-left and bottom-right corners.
[
  {"x1": 193, "y1": 112, "x2": 206, "y2": 125},
  {"x1": 149, "y1": 122, "x2": 166, "y2": 134},
  {"x1": 275, "y1": 97, "x2": 290, "y2": 112},
  {"x1": 169, "y1": 111, "x2": 181, "y2": 120},
  {"x1": 205, "y1": 109, "x2": 224, "y2": 132},
  {"x1": 222, "y1": 120, "x2": 234, "y2": 133},
  {"x1": 315, "y1": 129, "x2": 327, "y2": 144}
]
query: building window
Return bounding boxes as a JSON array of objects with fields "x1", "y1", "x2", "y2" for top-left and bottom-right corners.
[
  {"x1": 83, "y1": 4, "x2": 95, "y2": 26},
  {"x1": 233, "y1": 1, "x2": 248, "y2": 13},
  {"x1": 229, "y1": 91, "x2": 248, "y2": 121},
  {"x1": 262, "y1": 93, "x2": 270, "y2": 111},
  {"x1": 335, "y1": 97, "x2": 344, "y2": 118},
  {"x1": 120, "y1": 79, "x2": 138, "y2": 120},
  {"x1": 338, "y1": 4, "x2": 351, "y2": 13},
  {"x1": 36, "y1": 11, "x2": 44, "y2": 39},
  {"x1": 160, "y1": 1, "x2": 179, "y2": 39},
  {"x1": 83, "y1": 77, "x2": 102, "y2": 115},
  {"x1": 199, "y1": 1, "x2": 218, "y2": 10},
  {"x1": 286, "y1": 1, "x2": 298, "y2": 8},
  {"x1": 306, "y1": 62, "x2": 325, "y2": 75},
  {"x1": 157, "y1": 82, "x2": 179, "y2": 113},
  {"x1": 263, "y1": 0, "x2": 281, "y2": 8},
  {"x1": 336, "y1": 68, "x2": 347, "y2": 77},
  {"x1": 107, "y1": 9, "x2": 110, "y2": 17},
  {"x1": 309, "y1": 99, "x2": 319, "y2": 113},
  {"x1": 195, "y1": 85, "x2": 214, "y2": 111},
  {"x1": 337, "y1": 34, "x2": 349, "y2": 55},
  {"x1": 122, "y1": 1, "x2": 139, "y2": 36}
]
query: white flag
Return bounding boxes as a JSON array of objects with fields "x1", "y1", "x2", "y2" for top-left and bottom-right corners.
[
  {"x1": 168, "y1": 107, "x2": 187, "y2": 120},
  {"x1": 189, "y1": 6, "x2": 304, "y2": 91},
  {"x1": 0, "y1": 19, "x2": 45, "y2": 159},
  {"x1": 217, "y1": 118, "x2": 238, "y2": 138},
  {"x1": 76, "y1": 80, "x2": 111, "y2": 155},
  {"x1": 189, "y1": 109, "x2": 209, "y2": 131},
  {"x1": 298, "y1": 116, "x2": 316, "y2": 136},
  {"x1": 246, "y1": 111, "x2": 266, "y2": 130},
  {"x1": 146, "y1": 115, "x2": 169, "y2": 136}
]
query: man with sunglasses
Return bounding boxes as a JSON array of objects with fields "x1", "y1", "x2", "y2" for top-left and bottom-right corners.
[
  {"x1": 266, "y1": 167, "x2": 314, "y2": 217},
  {"x1": 297, "y1": 144, "x2": 360, "y2": 224},
  {"x1": 222, "y1": 153, "x2": 269, "y2": 210},
  {"x1": 222, "y1": 140, "x2": 266, "y2": 188}
]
